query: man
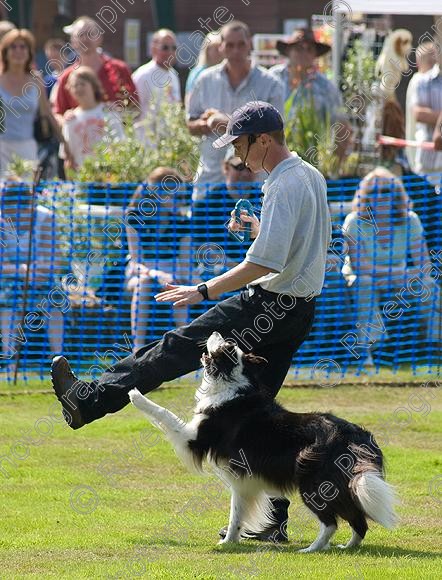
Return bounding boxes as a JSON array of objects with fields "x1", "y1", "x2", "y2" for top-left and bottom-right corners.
[
  {"x1": 405, "y1": 41, "x2": 437, "y2": 172},
  {"x1": 51, "y1": 101, "x2": 331, "y2": 541},
  {"x1": 411, "y1": 46, "x2": 442, "y2": 260},
  {"x1": 414, "y1": 49, "x2": 442, "y2": 184},
  {"x1": 0, "y1": 19, "x2": 15, "y2": 43},
  {"x1": 132, "y1": 29, "x2": 181, "y2": 132},
  {"x1": 434, "y1": 111, "x2": 442, "y2": 151},
  {"x1": 271, "y1": 28, "x2": 343, "y2": 121},
  {"x1": 43, "y1": 38, "x2": 69, "y2": 97},
  {"x1": 52, "y1": 16, "x2": 137, "y2": 117},
  {"x1": 186, "y1": 20, "x2": 284, "y2": 190}
]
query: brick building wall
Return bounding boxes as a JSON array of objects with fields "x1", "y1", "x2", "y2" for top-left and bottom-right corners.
[
  {"x1": 73, "y1": 0, "x2": 154, "y2": 64},
  {"x1": 30, "y1": 0, "x2": 329, "y2": 65},
  {"x1": 26, "y1": 0, "x2": 438, "y2": 75},
  {"x1": 32, "y1": 0, "x2": 60, "y2": 48},
  {"x1": 174, "y1": 0, "x2": 281, "y2": 36}
]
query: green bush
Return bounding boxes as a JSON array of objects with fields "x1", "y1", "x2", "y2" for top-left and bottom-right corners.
[
  {"x1": 341, "y1": 39, "x2": 376, "y2": 106},
  {"x1": 284, "y1": 95, "x2": 342, "y2": 178},
  {"x1": 76, "y1": 103, "x2": 200, "y2": 184},
  {"x1": 283, "y1": 41, "x2": 377, "y2": 179}
]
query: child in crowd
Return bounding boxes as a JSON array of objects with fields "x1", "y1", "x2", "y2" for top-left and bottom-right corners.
[{"x1": 61, "y1": 66, "x2": 125, "y2": 171}]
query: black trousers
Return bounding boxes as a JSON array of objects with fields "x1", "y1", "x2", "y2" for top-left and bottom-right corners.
[{"x1": 80, "y1": 286, "x2": 316, "y2": 424}]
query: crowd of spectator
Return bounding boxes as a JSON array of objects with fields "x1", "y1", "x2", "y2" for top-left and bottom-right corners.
[{"x1": 0, "y1": 15, "x2": 440, "y2": 364}]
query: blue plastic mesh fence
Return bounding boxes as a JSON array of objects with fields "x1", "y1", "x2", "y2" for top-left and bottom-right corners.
[{"x1": 0, "y1": 174, "x2": 440, "y2": 382}]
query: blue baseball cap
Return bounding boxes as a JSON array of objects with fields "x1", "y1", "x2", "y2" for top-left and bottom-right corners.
[{"x1": 212, "y1": 101, "x2": 284, "y2": 149}]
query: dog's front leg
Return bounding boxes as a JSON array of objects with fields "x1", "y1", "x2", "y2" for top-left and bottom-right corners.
[
  {"x1": 219, "y1": 491, "x2": 248, "y2": 544},
  {"x1": 129, "y1": 388, "x2": 185, "y2": 435}
]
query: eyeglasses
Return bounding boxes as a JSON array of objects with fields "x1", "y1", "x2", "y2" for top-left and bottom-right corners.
[
  {"x1": 9, "y1": 43, "x2": 28, "y2": 51},
  {"x1": 228, "y1": 162, "x2": 247, "y2": 171},
  {"x1": 160, "y1": 44, "x2": 177, "y2": 51}
]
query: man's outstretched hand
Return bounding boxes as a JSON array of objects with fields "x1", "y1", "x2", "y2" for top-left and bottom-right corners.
[{"x1": 155, "y1": 284, "x2": 205, "y2": 307}]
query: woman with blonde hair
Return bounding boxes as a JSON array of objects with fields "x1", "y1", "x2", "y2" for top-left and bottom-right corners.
[
  {"x1": 184, "y1": 31, "x2": 222, "y2": 104},
  {"x1": 0, "y1": 28, "x2": 71, "y2": 174},
  {"x1": 342, "y1": 167, "x2": 440, "y2": 365}
]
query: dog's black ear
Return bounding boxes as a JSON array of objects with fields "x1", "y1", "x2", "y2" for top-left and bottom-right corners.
[
  {"x1": 242, "y1": 354, "x2": 267, "y2": 387},
  {"x1": 243, "y1": 353, "x2": 268, "y2": 366},
  {"x1": 242, "y1": 354, "x2": 268, "y2": 381}
]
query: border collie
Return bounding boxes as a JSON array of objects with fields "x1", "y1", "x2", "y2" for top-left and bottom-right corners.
[{"x1": 129, "y1": 332, "x2": 397, "y2": 550}]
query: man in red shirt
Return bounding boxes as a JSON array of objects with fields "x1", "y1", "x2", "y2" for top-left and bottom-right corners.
[{"x1": 52, "y1": 16, "x2": 138, "y2": 116}]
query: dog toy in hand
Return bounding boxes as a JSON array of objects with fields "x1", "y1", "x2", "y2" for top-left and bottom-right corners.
[{"x1": 230, "y1": 199, "x2": 255, "y2": 243}]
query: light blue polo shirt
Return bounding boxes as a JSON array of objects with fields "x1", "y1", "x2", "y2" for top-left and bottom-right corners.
[{"x1": 246, "y1": 154, "x2": 331, "y2": 297}]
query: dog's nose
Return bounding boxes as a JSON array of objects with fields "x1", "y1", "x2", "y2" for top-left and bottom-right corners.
[{"x1": 207, "y1": 332, "x2": 223, "y2": 354}]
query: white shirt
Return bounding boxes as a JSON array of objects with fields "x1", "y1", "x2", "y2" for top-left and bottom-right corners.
[
  {"x1": 405, "y1": 72, "x2": 424, "y2": 172},
  {"x1": 0, "y1": 205, "x2": 53, "y2": 268},
  {"x1": 62, "y1": 104, "x2": 125, "y2": 168},
  {"x1": 247, "y1": 154, "x2": 331, "y2": 297},
  {"x1": 415, "y1": 64, "x2": 442, "y2": 180},
  {"x1": 132, "y1": 60, "x2": 181, "y2": 117}
]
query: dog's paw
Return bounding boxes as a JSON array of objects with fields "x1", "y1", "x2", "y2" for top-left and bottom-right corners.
[
  {"x1": 129, "y1": 388, "x2": 143, "y2": 403},
  {"x1": 298, "y1": 546, "x2": 320, "y2": 553},
  {"x1": 218, "y1": 538, "x2": 238, "y2": 546},
  {"x1": 298, "y1": 543, "x2": 330, "y2": 553},
  {"x1": 335, "y1": 543, "x2": 358, "y2": 550}
]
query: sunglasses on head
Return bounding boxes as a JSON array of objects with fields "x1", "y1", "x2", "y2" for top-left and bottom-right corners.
[{"x1": 160, "y1": 44, "x2": 177, "y2": 51}]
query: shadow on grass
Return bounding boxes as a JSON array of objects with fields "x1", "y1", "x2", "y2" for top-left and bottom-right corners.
[
  {"x1": 208, "y1": 542, "x2": 442, "y2": 559},
  {"x1": 345, "y1": 544, "x2": 442, "y2": 559},
  {"x1": 123, "y1": 534, "x2": 442, "y2": 560}
]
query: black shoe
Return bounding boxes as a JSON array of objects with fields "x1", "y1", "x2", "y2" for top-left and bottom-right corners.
[
  {"x1": 51, "y1": 356, "x2": 86, "y2": 430},
  {"x1": 218, "y1": 524, "x2": 288, "y2": 543}
]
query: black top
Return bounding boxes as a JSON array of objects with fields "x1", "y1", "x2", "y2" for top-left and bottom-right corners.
[
  {"x1": 191, "y1": 184, "x2": 261, "y2": 265},
  {"x1": 127, "y1": 204, "x2": 190, "y2": 261}
]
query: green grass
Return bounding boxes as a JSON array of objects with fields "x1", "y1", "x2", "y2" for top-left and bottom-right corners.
[
  {"x1": 0, "y1": 379, "x2": 441, "y2": 579},
  {"x1": 0, "y1": 363, "x2": 438, "y2": 394}
]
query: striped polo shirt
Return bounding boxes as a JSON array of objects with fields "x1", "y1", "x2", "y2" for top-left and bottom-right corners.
[
  {"x1": 415, "y1": 63, "x2": 442, "y2": 182},
  {"x1": 186, "y1": 62, "x2": 285, "y2": 187}
]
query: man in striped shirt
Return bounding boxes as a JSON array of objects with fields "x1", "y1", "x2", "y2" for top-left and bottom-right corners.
[
  {"x1": 186, "y1": 21, "x2": 284, "y2": 191},
  {"x1": 414, "y1": 53, "x2": 442, "y2": 184}
]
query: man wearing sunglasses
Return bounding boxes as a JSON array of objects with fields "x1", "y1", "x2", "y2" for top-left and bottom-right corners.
[{"x1": 132, "y1": 28, "x2": 181, "y2": 132}]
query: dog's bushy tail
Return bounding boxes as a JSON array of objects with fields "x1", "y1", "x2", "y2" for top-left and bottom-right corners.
[
  {"x1": 348, "y1": 444, "x2": 397, "y2": 529},
  {"x1": 351, "y1": 472, "x2": 397, "y2": 528}
]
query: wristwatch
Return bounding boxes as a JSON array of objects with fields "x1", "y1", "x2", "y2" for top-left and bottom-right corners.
[{"x1": 197, "y1": 283, "x2": 210, "y2": 300}]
